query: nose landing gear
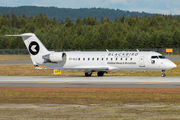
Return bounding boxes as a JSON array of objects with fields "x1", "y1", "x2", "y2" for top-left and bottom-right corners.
[{"x1": 161, "y1": 70, "x2": 166, "y2": 77}]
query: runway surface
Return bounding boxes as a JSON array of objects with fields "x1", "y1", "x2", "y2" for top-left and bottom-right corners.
[{"x1": 0, "y1": 76, "x2": 180, "y2": 88}]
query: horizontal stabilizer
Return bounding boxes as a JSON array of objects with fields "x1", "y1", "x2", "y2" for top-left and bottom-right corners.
[{"x1": 6, "y1": 34, "x2": 33, "y2": 37}]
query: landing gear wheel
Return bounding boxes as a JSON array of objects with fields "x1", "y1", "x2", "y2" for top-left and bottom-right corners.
[
  {"x1": 97, "y1": 72, "x2": 104, "y2": 76},
  {"x1": 161, "y1": 73, "x2": 166, "y2": 77},
  {"x1": 161, "y1": 70, "x2": 166, "y2": 77},
  {"x1": 85, "y1": 72, "x2": 92, "y2": 77}
]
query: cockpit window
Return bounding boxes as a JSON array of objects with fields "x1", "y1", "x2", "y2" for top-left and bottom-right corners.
[
  {"x1": 151, "y1": 56, "x2": 158, "y2": 59},
  {"x1": 158, "y1": 56, "x2": 166, "y2": 59}
]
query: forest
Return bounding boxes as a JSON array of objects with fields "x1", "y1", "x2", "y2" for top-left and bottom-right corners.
[
  {"x1": 0, "y1": 12, "x2": 180, "y2": 50},
  {"x1": 0, "y1": 6, "x2": 154, "y2": 22}
]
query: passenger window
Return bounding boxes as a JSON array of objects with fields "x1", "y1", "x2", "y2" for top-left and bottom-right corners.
[
  {"x1": 121, "y1": 58, "x2": 122, "y2": 60},
  {"x1": 106, "y1": 58, "x2": 108, "y2": 61},
  {"x1": 88, "y1": 58, "x2": 90, "y2": 61},
  {"x1": 92, "y1": 58, "x2": 94, "y2": 61},
  {"x1": 116, "y1": 58, "x2": 118, "y2": 61},
  {"x1": 102, "y1": 58, "x2": 103, "y2": 61},
  {"x1": 151, "y1": 56, "x2": 158, "y2": 59},
  {"x1": 97, "y1": 58, "x2": 99, "y2": 61},
  {"x1": 126, "y1": 58, "x2": 127, "y2": 61},
  {"x1": 83, "y1": 58, "x2": 85, "y2": 61},
  {"x1": 78, "y1": 58, "x2": 80, "y2": 60},
  {"x1": 111, "y1": 58, "x2": 113, "y2": 61},
  {"x1": 130, "y1": 58, "x2": 132, "y2": 60}
]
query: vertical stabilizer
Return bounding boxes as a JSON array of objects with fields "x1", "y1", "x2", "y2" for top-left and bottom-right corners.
[{"x1": 6, "y1": 33, "x2": 51, "y2": 65}]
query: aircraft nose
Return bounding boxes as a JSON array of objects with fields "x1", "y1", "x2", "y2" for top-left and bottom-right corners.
[
  {"x1": 172, "y1": 63, "x2": 177, "y2": 68},
  {"x1": 166, "y1": 61, "x2": 177, "y2": 69}
]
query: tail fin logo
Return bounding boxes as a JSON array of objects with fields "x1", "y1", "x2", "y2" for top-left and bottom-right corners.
[{"x1": 29, "y1": 41, "x2": 40, "y2": 55}]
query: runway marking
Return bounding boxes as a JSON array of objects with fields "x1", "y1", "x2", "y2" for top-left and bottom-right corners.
[
  {"x1": 137, "y1": 82, "x2": 169, "y2": 84},
  {"x1": 38, "y1": 81, "x2": 72, "y2": 84}
]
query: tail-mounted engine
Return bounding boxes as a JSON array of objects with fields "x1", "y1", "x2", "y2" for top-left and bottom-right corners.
[{"x1": 42, "y1": 52, "x2": 66, "y2": 63}]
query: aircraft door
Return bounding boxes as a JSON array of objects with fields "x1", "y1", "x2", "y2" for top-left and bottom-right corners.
[{"x1": 139, "y1": 56, "x2": 145, "y2": 67}]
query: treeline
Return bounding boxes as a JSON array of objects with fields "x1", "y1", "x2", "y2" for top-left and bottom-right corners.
[
  {"x1": 0, "y1": 6, "x2": 154, "y2": 22},
  {"x1": 0, "y1": 12, "x2": 180, "y2": 50}
]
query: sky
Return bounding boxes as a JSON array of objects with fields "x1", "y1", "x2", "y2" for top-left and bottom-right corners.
[{"x1": 0, "y1": 0, "x2": 180, "y2": 15}]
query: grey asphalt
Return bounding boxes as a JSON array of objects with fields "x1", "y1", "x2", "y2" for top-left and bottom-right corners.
[
  {"x1": 166, "y1": 56, "x2": 180, "y2": 61},
  {"x1": 0, "y1": 76, "x2": 180, "y2": 88},
  {"x1": 0, "y1": 59, "x2": 32, "y2": 65}
]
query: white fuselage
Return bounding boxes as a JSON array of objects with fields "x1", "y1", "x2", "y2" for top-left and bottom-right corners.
[{"x1": 39, "y1": 51, "x2": 176, "y2": 72}]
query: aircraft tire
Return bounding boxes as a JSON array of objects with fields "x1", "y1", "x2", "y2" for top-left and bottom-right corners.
[
  {"x1": 161, "y1": 70, "x2": 166, "y2": 77},
  {"x1": 97, "y1": 72, "x2": 104, "y2": 76},
  {"x1": 85, "y1": 72, "x2": 92, "y2": 77},
  {"x1": 161, "y1": 73, "x2": 166, "y2": 77}
]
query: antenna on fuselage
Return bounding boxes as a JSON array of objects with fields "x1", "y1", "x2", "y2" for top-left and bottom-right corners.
[
  {"x1": 136, "y1": 49, "x2": 139, "y2": 52},
  {"x1": 106, "y1": 49, "x2": 109, "y2": 52}
]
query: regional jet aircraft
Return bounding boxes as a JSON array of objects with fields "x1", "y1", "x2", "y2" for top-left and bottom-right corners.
[{"x1": 6, "y1": 33, "x2": 176, "y2": 77}]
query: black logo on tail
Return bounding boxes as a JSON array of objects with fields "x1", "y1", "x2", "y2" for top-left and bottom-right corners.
[{"x1": 29, "y1": 41, "x2": 40, "y2": 55}]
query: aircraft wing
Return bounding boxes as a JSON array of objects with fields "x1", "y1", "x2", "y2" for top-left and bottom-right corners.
[{"x1": 61, "y1": 67, "x2": 109, "y2": 71}]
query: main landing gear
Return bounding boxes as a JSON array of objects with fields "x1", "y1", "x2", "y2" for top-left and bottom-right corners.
[
  {"x1": 85, "y1": 72, "x2": 92, "y2": 77},
  {"x1": 161, "y1": 70, "x2": 166, "y2": 77},
  {"x1": 97, "y1": 71, "x2": 105, "y2": 76},
  {"x1": 85, "y1": 71, "x2": 106, "y2": 77}
]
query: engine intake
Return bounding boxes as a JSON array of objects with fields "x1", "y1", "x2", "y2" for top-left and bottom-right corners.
[{"x1": 42, "y1": 52, "x2": 66, "y2": 62}]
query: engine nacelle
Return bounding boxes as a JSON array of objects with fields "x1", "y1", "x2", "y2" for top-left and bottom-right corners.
[{"x1": 42, "y1": 52, "x2": 66, "y2": 62}]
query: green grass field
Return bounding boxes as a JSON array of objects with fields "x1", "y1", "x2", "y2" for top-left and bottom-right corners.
[
  {"x1": 1, "y1": 87, "x2": 180, "y2": 119},
  {"x1": 1, "y1": 87, "x2": 180, "y2": 104},
  {"x1": 0, "y1": 55, "x2": 30, "y2": 61}
]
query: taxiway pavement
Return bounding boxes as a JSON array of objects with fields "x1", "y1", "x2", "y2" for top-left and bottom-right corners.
[
  {"x1": 0, "y1": 76, "x2": 180, "y2": 88},
  {"x1": 0, "y1": 60, "x2": 32, "y2": 65}
]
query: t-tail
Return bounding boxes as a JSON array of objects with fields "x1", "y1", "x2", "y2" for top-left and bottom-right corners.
[{"x1": 6, "y1": 33, "x2": 51, "y2": 68}]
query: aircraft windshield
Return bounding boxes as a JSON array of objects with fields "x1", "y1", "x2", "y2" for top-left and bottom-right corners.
[
  {"x1": 151, "y1": 56, "x2": 158, "y2": 59},
  {"x1": 158, "y1": 56, "x2": 166, "y2": 59}
]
